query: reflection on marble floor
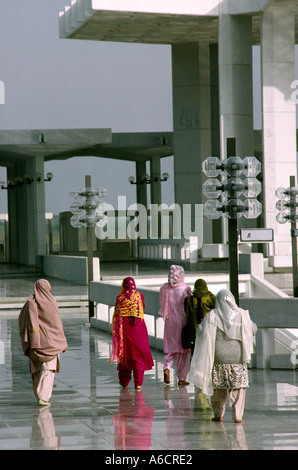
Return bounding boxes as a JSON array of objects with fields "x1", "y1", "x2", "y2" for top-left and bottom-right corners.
[
  {"x1": 0, "y1": 261, "x2": 168, "y2": 292},
  {"x1": 0, "y1": 276, "x2": 87, "y2": 299},
  {"x1": 1, "y1": 316, "x2": 298, "y2": 450},
  {"x1": 0, "y1": 260, "x2": 209, "y2": 300},
  {"x1": 0, "y1": 261, "x2": 168, "y2": 299}
]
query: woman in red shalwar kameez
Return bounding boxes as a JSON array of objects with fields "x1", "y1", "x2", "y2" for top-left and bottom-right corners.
[{"x1": 111, "y1": 277, "x2": 154, "y2": 390}]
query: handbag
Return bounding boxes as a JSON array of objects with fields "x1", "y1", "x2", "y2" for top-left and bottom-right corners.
[{"x1": 181, "y1": 318, "x2": 196, "y2": 350}]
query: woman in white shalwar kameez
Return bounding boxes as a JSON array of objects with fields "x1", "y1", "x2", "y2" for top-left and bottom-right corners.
[{"x1": 187, "y1": 289, "x2": 257, "y2": 423}]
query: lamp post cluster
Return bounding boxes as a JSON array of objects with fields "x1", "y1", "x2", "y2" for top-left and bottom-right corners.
[
  {"x1": 275, "y1": 182, "x2": 298, "y2": 225},
  {"x1": 276, "y1": 175, "x2": 298, "y2": 297},
  {"x1": 128, "y1": 172, "x2": 169, "y2": 185},
  {"x1": 202, "y1": 155, "x2": 262, "y2": 303},
  {"x1": 70, "y1": 177, "x2": 106, "y2": 229},
  {"x1": 202, "y1": 156, "x2": 262, "y2": 220},
  {"x1": 0, "y1": 172, "x2": 53, "y2": 190},
  {"x1": 70, "y1": 175, "x2": 106, "y2": 322}
]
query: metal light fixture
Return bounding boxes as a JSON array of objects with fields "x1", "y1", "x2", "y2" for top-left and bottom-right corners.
[
  {"x1": 202, "y1": 156, "x2": 262, "y2": 220},
  {"x1": 70, "y1": 183, "x2": 106, "y2": 228},
  {"x1": 128, "y1": 172, "x2": 169, "y2": 185},
  {"x1": 202, "y1": 152, "x2": 262, "y2": 304},
  {"x1": 36, "y1": 172, "x2": 54, "y2": 183},
  {"x1": 0, "y1": 180, "x2": 15, "y2": 190},
  {"x1": 276, "y1": 176, "x2": 298, "y2": 297},
  {"x1": 14, "y1": 177, "x2": 24, "y2": 187},
  {"x1": 44, "y1": 172, "x2": 53, "y2": 182},
  {"x1": 160, "y1": 172, "x2": 169, "y2": 182},
  {"x1": 24, "y1": 175, "x2": 34, "y2": 184},
  {"x1": 70, "y1": 175, "x2": 107, "y2": 322},
  {"x1": 0, "y1": 173, "x2": 54, "y2": 189},
  {"x1": 275, "y1": 186, "x2": 298, "y2": 224}
]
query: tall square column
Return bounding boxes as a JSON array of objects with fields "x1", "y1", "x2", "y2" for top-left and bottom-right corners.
[
  {"x1": 171, "y1": 41, "x2": 212, "y2": 243},
  {"x1": 150, "y1": 156, "x2": 161, "y2": 206},
  {"x1": 7, "y1": 165, "x2": 21, "y2": 264},
  {"x1": 25, "y1": 156, "x2": 47, "y2": 266},
  {"x1": 7, "y1": 157, "x2": 47, "y2": 267},
  {"x1": 218, "y1": 15, "x2": 254, "y2": 159},
  {"x1": 261, "y1": 6, "x2": 296, "y2": 261},
  {"x1": 218, "y1": 15, "x2": 255, "y2": 242},
  {"x1": 135, "y1": 160, "x2": 148, "y2": 208}
]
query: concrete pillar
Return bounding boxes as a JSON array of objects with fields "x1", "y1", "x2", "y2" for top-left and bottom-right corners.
[
  {"x1": 135, "y1": 160, "x2": 147, "y2": 208},
  {"x1": 171, "y1": 41, "x2": 212, "y2": 243},
  {"x1": 35, "y1": 158, "x2": 47, "y2": 257},
  {"x1": 16, "y1": 162, "x2": 28, "y2": 265},
  {"x1": 218, "y1": 15, "x2": 254, "y2": 158},
  {"x1": 59, "y1": 211, "x2": 80, "y2": 252},
  {"x1": 218, "y1": 14, "x2": 255, "y2": 242},
  {"x1": 6, "y1": 158, "x2": 47, "y2": 267},
  {"x1": 25, "y1": 156, "x2": 47, "y2": 266},
  {"x1": 210, "y1": 43, "x2": 222, "y2": 244},
  {"x1": 135, "y1": 160, "x2": 148, "y2": 246},
  {"x1": 7, "y1": 165, "x2": 19, "y2": 264},
  {"x1": 150, "y1": 156, "x2": 161, "y2": 205},
  {"x1": 256, "y1": 329, "x2": 276, "y2": 369},
  {"x1": 260, "y1": 6, "x2": 296, "y2": 262},
  {"x1": 210, "y1": 44, "x2": 220, "y2": 160}
]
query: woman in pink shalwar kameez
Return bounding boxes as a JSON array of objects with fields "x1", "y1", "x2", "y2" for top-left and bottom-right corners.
[{"x1": 159, "y1": 265, "x2": 192, "y2": 386}]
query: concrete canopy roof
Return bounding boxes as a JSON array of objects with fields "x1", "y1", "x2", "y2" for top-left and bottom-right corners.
[
  {"x1": 88, "y1": 131, "x2": 173, "y2": 162},
  {"x1": 0, "y1": 129, "x2": 111, "y2": 166},
  {"x1": 0, "y1": 129, "x2": 173, "y2": 166},
  {"x1": 59, "y1": 0, "x2": 298, "y2": 45}
]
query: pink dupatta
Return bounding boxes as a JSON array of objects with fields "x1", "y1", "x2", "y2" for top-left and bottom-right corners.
[{"x1": 159, "y1": 265, "x2": 186, "y2": 320}]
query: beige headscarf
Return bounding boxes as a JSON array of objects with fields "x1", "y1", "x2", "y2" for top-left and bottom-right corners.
[{"x1": 19, "y1": 279, "x2": 68, "y2": 362}]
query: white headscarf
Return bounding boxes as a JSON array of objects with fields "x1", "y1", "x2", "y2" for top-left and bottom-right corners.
[
  {"x1": 187, "y1": 289, "x2": 256, "y2": 397},
  {"x1": 168, "y1": 264, "x2": 185, "y2": 286}
]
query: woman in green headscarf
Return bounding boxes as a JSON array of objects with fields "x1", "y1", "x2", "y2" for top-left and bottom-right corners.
[{"x1": 184, "y1": 279, "x2": 216, "y2": 332}]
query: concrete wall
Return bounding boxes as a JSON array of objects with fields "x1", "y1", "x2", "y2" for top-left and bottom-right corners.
[{"x1": 41, "y1": 254, "x2": 99, "y2": 284}]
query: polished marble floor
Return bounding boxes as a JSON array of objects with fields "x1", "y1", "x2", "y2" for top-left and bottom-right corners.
[
  {"x1": 0, "y1": 261, "x2": 166, "y2": 300},
  {"x1": 0, "y1": 263, "x2": 298, "y2": 452},
  {"x1": 1, "y1": 314, "x2": 298, "y2": 451}
]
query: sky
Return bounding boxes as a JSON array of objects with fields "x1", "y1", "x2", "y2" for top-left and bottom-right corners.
[
  {"x1": 0, "y1": 1, "x2": 296, "y2": 215},
  {"x1": 0, "y1": 0, "x2": 174, "y2": 213}
]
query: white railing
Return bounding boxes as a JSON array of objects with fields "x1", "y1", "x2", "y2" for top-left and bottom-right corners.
[
  {"x1": 90, "y1": 281, "x2": 164, "y2": 350},
  {"x1": 138, "y1": 237, "x2": 200, "y2": 263},
  {"x1": 89, "y1": 273, "x2": 286, "y2": 351}
]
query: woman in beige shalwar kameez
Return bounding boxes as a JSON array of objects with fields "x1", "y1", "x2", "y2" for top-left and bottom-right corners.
[
  {"x1": 19, "y1": 279, "x2": 68, "y2": 406},
  {"x1": 187, "y1": 289, "x2": 257, "y2": 423}
]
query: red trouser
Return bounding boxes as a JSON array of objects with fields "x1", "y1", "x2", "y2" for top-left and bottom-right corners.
[{"x1": 118, "y1": 364, "x2": 144, "y2": 388}]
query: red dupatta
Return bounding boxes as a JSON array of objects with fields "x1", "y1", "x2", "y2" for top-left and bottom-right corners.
[{"x1": 111, "y1": 277, "x2": 144, "y2": 364}]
